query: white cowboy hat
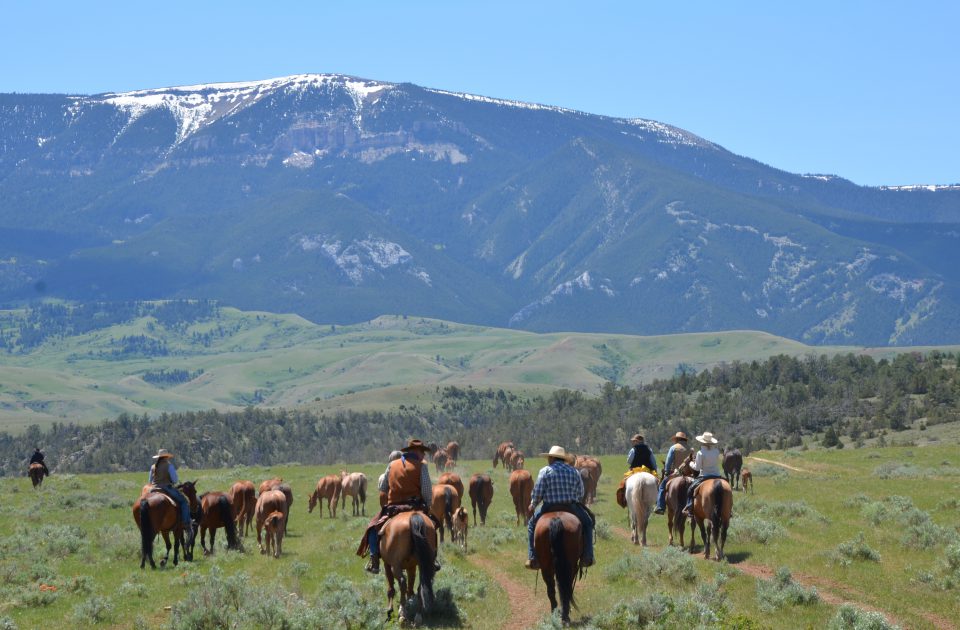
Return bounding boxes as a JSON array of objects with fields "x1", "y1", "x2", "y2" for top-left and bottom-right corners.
[
  {"x1": 695, "y1": 432, "x2": 719, "y2": 445},
  {"x1": 152, "y1": 448, "x2": 175, "y2": 459},
  {"x1": 539, "y1": 445, "x2": 575, "y2": 463}
]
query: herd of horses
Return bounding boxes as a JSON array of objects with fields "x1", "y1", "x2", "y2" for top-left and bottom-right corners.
[{"x1": 31, "y1": 441, "x2": 755, "y2": 625}]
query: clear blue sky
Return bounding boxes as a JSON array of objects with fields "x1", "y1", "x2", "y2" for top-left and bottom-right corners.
[{"x1": 3, "y1": 1, "x2": 957, "y2": 187}]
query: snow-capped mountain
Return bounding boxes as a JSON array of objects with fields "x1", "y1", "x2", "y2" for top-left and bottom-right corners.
[{"x1": 1, "y1": 74, "x2": 958, "y2": 345}]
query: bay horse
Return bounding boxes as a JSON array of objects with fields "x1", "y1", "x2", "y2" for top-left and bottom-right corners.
[
  {"x1": 263, "y1": 511, "x2": 286, "y2": 559},
  {"x1": 381, "y1": 511, "x2": 437, "y2": 622},
  {"x1": 197, "y1": 491, "x2": 241, "y2": 555},
  {"x1": 625, "y1": 471, "x2": 658, "y2": 546},
  {"x1": 255, "y1": 489, "x2": 288, "y2": 555},
  {"x1": 308, "y1": 475, "x2": 342, "y2": 517},
  {"x1": 227, "y1": 480, "x2": 256, "y2": 538},
  {"x1": 29, "y1": 463, "x2": 46, "y2": 489},
  {"x1": 340, "y1": 471, "x2": 368, "y2": 516},
  {"x1": 723, "y1": 448, "x2": 743, "y2": 490},
  {"x1": 664, "y1": 474, "x2": 693, "y2": 547},
  {"x1": 534, "y1": 512, "x2": 583, "y2": 624},
  {"x1": 741, "y1": 468, "x2": 754, "y2": 494},
  {"x1": 492, "y1": 441, "x2": 514, "y2": 468},
  {"x1": 468, "y1": 473, "x2": 493, "y2": 526},
  {"x1": 133, "y1": 480, "x2": 199, "y2": 569},
  {"x1": 437, "y1": 472, "x2": 464, "y2": 499},
  {"x1": 430, "y1": 484, "x2": 461, "y2": 544},
  {"x1": 689, "y1": 478, "x2": 733, "y2": 561},
  {"x1": 445, "y1": 441, "x2": 460, "y2": 462},
  {"x1": 509, "y1": 469, "x2": 533, "y2": 525}
]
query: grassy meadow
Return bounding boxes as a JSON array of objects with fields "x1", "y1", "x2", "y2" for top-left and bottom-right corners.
[
  {"x1": 3, "y1": 306, "x2": 954, "y2": 433},
  {"x1": 1, "y1": 444, "x2": 958, "y2": 629}
]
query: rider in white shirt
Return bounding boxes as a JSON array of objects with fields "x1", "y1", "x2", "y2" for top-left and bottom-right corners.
[{"x1": 681, "y1": 432, "x2": 722, "y2": 515}]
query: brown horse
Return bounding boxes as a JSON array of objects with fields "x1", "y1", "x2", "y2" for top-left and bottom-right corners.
[
  {"x1": 340, "y1": 471, "x2": 368, "y2": 516},
  {"x1": 452, "y1": 506, "x2": 469, "y2": 552},
  {"x1": 227, "y1": 481, "x2": 256, "y2": 538},
  {"x1": 509, "y1": 469, "x2": 533, "y2": 525},
  {"x1": 437, "y1": 472, "x2": 464, "y2": 499},
  {"x1": 308, "y1": 475, "x2": 342, "y2": 517},
  {"x1": 664, "y1": 475, "x2": 693, "y2": 547},
  {"x1": 259, "y1": 477, "x2": 282, "y2": 495},
  {"x1": 689, "y1": 478, "x2": 733, "y2": 561},
  {"x1": 263, "y1": 511, "x2": 286, "y2": 559},
  {"x1": 445, "y1": 441, "x2": 460, "y2": 462},
  {"x1": 468, "y1": 473, "x2": 494, "y2": 526},
  {"x1": 29, "y1": 463, "x2": 46, "y2": 489},
  {"x1": 197, "y1": 491, "x2": 241, "y2": 555},
  {"x1": 509, "y1": 450, "x2": 525, "y2": 471},
  {"x1": 381, "y1": 511, "x2": 437, "y2": 622},
  {"x1": 741, "y1": 468, "x2": 754, "y2": 494},
  {"x1": 430, "y1": 484, "x2": 461, "y2": 544},
  {"x1": 501, "y1": 447, "x2": 516, "y2": 471},
  {"x1": 492, "y1": 441, "x2": 514, "y2": 468},
  {"x1": 534, "y1": 512, "x2": 583, "y2": 624},
  {"x1": 133, "y1": 481, "x2": 199, "y2": 568},
  {"x1": 255, "y1": 489, "x2": 288, "y2": 555},
  {"x1": 276, "y1": 483, "x2": 294, "y2": 533},
  {"x1": 432, "y1": 448, "x2": 449, "y2": 474}
]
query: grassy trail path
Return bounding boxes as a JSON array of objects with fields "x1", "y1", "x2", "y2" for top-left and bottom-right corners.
[
  {"x1": 468, "y1": 555, "x2": 546, "y2": 629},
  {"x1": 746, "y1": 456, "x2": 809, "y2": 473}
]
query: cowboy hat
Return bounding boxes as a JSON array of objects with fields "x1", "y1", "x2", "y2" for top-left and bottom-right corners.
[
  {"x1": 152, "y1": 448, "x2": 175, "y2": 459},
  {"x1": 401, "y1": 439, "x2": 433, "y2": 453},
  {"x1": 695, "y1": 432, "x2": 718, "y2": 445},
  {"x1": 539, "y1": 445, "x2": 575, "y2": 463},
  {"x1": 672, "y1": 431, "x2": 689, "y2": 442},
  {"x1": 630, "y1": 433, "x2": 644, "y2": 443}
]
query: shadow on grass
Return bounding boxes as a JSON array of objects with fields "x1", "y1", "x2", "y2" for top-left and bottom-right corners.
[{"x1": 724, "y1": 550, "x2": 752, "y2": 564}]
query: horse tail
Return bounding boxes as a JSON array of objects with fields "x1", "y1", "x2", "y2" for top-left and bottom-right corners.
[
  {"x1": 710, "y1": 480, "x2": 724, "y2": 531},
  {"x1": 410, "y1": 513, "x2": 436, "y2": 611},
  {"x1": 550, "y1": 516, "x2": 577, "y2": 612},
  {"x1": 443, "y1": 486, "x2": 454, "y2": 531},
  {"x1": 218, "y1": 495, "x2": 239, "y2": 550},
  {"x1": 358, "y1": 476, "x2": 366, "y2": 504},
  {"x1": 139, "y1": 499, "x2": 154, "y2": 561}
]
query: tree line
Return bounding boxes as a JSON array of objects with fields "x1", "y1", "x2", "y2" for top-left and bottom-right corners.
[{"x1": 1, "y1": 351, "x2": 957, "y2": 475}]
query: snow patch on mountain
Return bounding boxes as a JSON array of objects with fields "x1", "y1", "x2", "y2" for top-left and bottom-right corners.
[
  {"x1": 879, "y1": 184, "x2": 960, "y2": 192},
  {"x1": 621, "y1": 119, "x2": 714, "y2": 148},
  {"x1": 867, "y1": 273, "x2": 925, "y2": 301},
  {"x1": 300, "y1": 234, "x2": 412, "y2": 284},
  {"x1": 509, "y1": 271, "x2": 615, "y2": 325}
]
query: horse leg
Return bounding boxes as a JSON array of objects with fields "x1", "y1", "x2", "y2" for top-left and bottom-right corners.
[
  {"x1": 641, "y1": 504, "x2": 650, "y2": 546},
  {"x1": 160, "y1": 531, "x2": 172, "y2": 567},
  {"x1": 385, "y1": 565, "x2": 397, "y2": 620},
  {"x1": 210, "y1": 528, "x2": 217, "y2": 555},
  {"x1": 702, "y1": 519, "x2": 712, "y2": 560},
  {"x1": 717, "y1": 520, "x2": 729, "y2": 561},
  {"x1": 543, "y1": 569, "x2": 558, "y2": 612},
  {"x1": 688, "y1": 515, "x2": 699, "y2": 554}
]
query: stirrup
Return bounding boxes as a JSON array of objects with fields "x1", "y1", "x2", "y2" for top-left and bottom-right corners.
[
  {"x1": 524, "y1": 558, "x2": 540, "y2": 570},
  {"x1": 365, "y1": 557, "x2": 380, "y2": 574}
]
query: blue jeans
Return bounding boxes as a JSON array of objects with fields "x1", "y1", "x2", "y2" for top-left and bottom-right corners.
[
  {"x1": 163, "y1": 485, "x2": 192, "y2": 526},
  {"x1": 656, "y1": 474, "x2": 669, "y2": 511},
  {"x1": 527, "y1": 503, "x2": 594, "y2": 561},
  {"x1": 368, "y1": 529, "x2": 380, "y2": 558}
]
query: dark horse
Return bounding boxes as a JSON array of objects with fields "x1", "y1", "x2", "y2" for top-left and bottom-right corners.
[
  {"x1": 380, "y1": 511, "x2": 437, "y2": 622},
  {"x1": 723, "y1": 448, "x2": 743, "y2": 490},
  {"x1": 534, "y1": 512, "x2": 583, "y2": 624},
  {"x1": 28, "y1": 463, "x2": 46, "y2": 489},
  {"x1": 468, "y1": 473, "x2": 493, "y2": 526},
  {"x1": 133, "y1": 481, "x2": 199, "y2": 569},
  {"x1": 198, "y1": 491, "x2": 242, "y2": 555}
]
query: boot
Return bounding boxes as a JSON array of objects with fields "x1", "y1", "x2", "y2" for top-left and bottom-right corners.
[
  {"x1": 524, "y1": 558, "x2": 540, "y2": 570},
  {"x1": 365, "y1": 555, "x2": 380, "y2": 574},
  {"x1": 653, "y1": 507, "x2": 665, "y2": 515}
]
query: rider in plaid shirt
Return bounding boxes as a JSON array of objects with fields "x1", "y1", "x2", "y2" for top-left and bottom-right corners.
[{"x1": 525, "y1": 445, "x2": 595, "y2": 569}]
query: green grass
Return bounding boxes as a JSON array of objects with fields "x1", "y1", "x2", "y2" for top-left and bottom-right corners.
[
  {"x1": 4, "y1": 307, "x2": 956, "y2": 432},
  {"x1": 1, "y1": 445, "x2": 958, "y2": 628}
]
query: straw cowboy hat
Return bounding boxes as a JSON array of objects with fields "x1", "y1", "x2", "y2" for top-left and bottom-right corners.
[
  {"x1": 401, "y1": 439, "x2": 433, "y2": 453},
  {"x1": 539, "y1": 445, "x2": 576, "y2": 463},
  {"x1": 152, "y1": 448, "x2": 175, "y2": 459},
  {"x1": 630, "y1": 433, "x2": 644, "y2": 443},
  {"x1": 695, "y1": 432, "x2": 719, "y2": 445},
  {"x1": 672, "y1": 432, "x2": 689, "y2": 443}
]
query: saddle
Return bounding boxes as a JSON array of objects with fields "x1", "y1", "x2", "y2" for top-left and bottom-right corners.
[
  {"x1": 356, "y1": 500, "x2": 438, "y2": 558},
  {"x1": 541, "y1": 502, "x2": 596, "y2": 527},
  {"x1": 146, "y1": 485, "x2": 178, "y2": 508}
]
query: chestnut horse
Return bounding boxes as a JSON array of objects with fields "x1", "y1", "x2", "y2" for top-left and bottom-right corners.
[
  {"x1": 445, "y1": 441, "x2": 460, "y2": 462},
  {"x1": 227, "y1": 481, "x2": 256, "y2": 538},
  {"x1": 255, "y1": 489, "x2": 288, "y2": 555},
  {"x1": 437, "y1": 472, "x2": 464, "y2": 499},
  {"x1": 29, "y1": 463, "x2": 46, "y2": 489},
  {"x1": 534, "y1": 512, "x2": 583, "y2": 624},
  {"x1": 430, "y1": 484, "x2": 461, "y2": 544},
  {"x1": 381, "y1": 511, "x2": 437, "y2": 622},
  {"x1": 501, "y1": 447, "x2": 516, "y2": 471},
  {"x1": 492, "y1": 441, "x2": 514, "y2": 468},
  {"x1": 509, "y1": 469, "x2": 533, "y2": 525},
  {"x1": 432, "y1": 448, "x2": 449, "y2": 474},
  {"x1": 197, "y1": 491, "x2": 241, "y2": 555},
  {"x1": 340, "y1": 471, "x2": 368, "y2": 516},
  {"x1": 741, "y1": 468, "x2": 753, "y2": 494},
  {"x1": 263, "y1": 511, "x2": 286, "y2": 559},
  {"x1": 452, "y1": 506, "x2": 469, "y2": 552},
  {"x1": 133, "y1": 481, "x2": 199, "y2": 569},
  {"x1": 468, "y1": 473, "x2": 493, "y2": 526},
  {"x1": 259, "y1": 477, "x2": 283, "y2": 495},
  {"x1": 308, "y1": 475, "x2": 342, "y2": 517},
  {"x1": 508, "y1": 450, "x2": 525, "y2": 471},
  {"x1": 689, "y1": 478, "x2": 733, "y2": 561}
]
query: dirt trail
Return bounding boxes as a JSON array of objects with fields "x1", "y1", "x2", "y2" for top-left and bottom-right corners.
[
  {"x1": 468, "y1": 555, "x2": 547, "y2": 630},
  {"x1": 746, "y1": 456, "x2": 809, "y2": 473}
]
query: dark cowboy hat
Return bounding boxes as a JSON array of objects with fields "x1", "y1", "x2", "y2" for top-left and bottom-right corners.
[
  {"x1": 672, "y1": 432, "x2": 689, "y2": 442},
  {"x1": 401, "y1": 439, "x2": 433, "y2": 453},
  {"x1": 630, "y1": 433, "x2": 644, "y2": 443}
]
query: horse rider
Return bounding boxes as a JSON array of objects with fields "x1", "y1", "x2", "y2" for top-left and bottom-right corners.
[
  {"x1": 29, "y1": 447, "x2": 50, "y2": 477},
  {"x1": 148, "y1": 448, "x2": 192, "y2": 529},
  {"x1": 525, "y1": 445, "x2": 595, "y2": 570},
  {"x1": 360, "y1": 439, "x2": 440, "y2": 575},
  {"x1": 681, "y1": 432, "x2": 722, "y2": 516},
  {"x1": 654, "y1": 431, "x2": 691, "y2": 514},
  {"x1": 616, "y1": 433, "x2": 658, "y2": 508}
]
